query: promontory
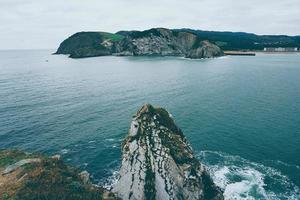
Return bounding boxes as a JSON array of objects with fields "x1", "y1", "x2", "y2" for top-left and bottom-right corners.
[
  {"x1": 1, "y1": 104, "x2": 224, "y2": 200},
  {"x1": 55, "y1": 28, "x2": 224, "y2": 59}
]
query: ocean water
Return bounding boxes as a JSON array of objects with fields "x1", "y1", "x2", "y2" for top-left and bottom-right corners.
[{"x1": 0, "y1": 50, "x2": 300, "y2": 199}]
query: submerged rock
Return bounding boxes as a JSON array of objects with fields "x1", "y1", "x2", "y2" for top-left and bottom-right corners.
[{"x1": 112, "y1": 104, "x2": 224, "y2": 200}]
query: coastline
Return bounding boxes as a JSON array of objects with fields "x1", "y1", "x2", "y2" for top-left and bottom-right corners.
[
  {"x1": 224, "y1": 51, "x2": 256, "y2": 56},
  {"x1": 224, "y1": 50, "x2": 300, "y2": 56},
  {"x1": 255, "y1": 51, "x2": 300, "y2": 54}
]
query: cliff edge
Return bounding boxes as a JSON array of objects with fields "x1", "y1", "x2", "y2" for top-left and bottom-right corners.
[{"x1": 112, "y1": 104, "x2": 224, "y2": 200}]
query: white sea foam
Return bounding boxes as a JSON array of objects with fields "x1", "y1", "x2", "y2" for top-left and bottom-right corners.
[
  {"x1": 199, "y1": 151, "x2": 300, "y2": 200},
  {"x1": 273, "y1": 160, "x2": 300, "y2": 170},
  {"x1": 102, "y1": 170, "x2": 119, "y2": 190},
  {"x1": 217, "y1": 55, "x2": 231, "y2": 59},
  {"x1": 105, "y1": 138, "x2": 115, "y2": 142},
  {"x1": 213, "y1": 166, "x2": 230, "y2": 188},
  {"x1": 99, "y1": 150, "x2": 300, "y2": 199},
  {"x1": 61, "y1": 149, "x2": 69, "y2": 154},
  {"x1": 212, "y1": 166, "x2": 268, "y2": 199}
]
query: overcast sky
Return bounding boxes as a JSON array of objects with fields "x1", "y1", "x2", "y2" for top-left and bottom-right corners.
[{"x1": 1, "y1": 0, "x2": 299, "y2": 49}]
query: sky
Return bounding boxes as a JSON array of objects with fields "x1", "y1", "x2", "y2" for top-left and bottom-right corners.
[{"x1": 0, "y1": 0, "x2": 299, "y2": 49}]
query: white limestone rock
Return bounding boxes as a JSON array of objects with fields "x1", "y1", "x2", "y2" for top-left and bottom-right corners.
[{"x1": 112, "y1": 104, "x2": 224, "y2": 200}]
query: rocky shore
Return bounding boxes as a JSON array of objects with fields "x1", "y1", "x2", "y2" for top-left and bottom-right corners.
[
  {"x1": 0, "y1": 150, "x2": 118, "y2": 200},
  {"x1": 1, "y1": 104, "x2": 224, "y2": 200},
  {"x1": 55, "y1": 28, "x2": 224, "y2": 59}
]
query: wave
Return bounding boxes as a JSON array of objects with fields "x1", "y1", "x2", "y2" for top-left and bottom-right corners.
[
  {"x1": 198, "y1": 151, "x2": 300, "y2": 200},
  {"x1": 99, "y1": 150, "x2": 300, "y2": 199},
  {"x1": 270, "y1": 160, "x2": 300, "y2": 170},
  {"x1": 60, "y1": 148, "x2": 69, "y2": 154},
  {"x1": 100, "y1": 170, "x2": 119, "y2": 190}
]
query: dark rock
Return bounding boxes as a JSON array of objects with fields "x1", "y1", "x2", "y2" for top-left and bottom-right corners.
[{"x1": 186, "y1": 41, "x2": 224, "y2": 59}]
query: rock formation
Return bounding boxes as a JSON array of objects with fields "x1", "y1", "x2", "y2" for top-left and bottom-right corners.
[
  {"x1": 0, "y1": 104, "x2": 224, "y2": 200},
  {"x1": 0, "y1": 150, "x2": 118, "y2": 200},
  {"x1": 112, "y1": 104, "x2": 224, "y2": 200},
  {"x1": 55, "y1": 28, "x2": 223, "y2": 59}
]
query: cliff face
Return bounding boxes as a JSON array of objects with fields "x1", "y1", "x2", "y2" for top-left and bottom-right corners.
[
  {"x1": 113, "y1": 28, "x2": 195, "y2": 56},
  {"x1": 186, "y1": 41, "x2": 223, "y2": 59},
  {"x1": 56, "y1": 28, "x2": 223, "y2": 59},
  {"x1": 112, "y1": 104, "x2": 224, "y2": 200}
]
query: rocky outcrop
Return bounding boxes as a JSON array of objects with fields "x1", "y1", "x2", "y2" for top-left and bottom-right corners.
[
  {"x1": 0, "y1": 105, "x2": 224, "y2": 200},
  {"x1": 56, "y1": 28, "x2": 223, "y2": 59},
  {"x1": 112, "y1": 104, "x2": 224, "y2": 200},
  {"x1": 0, "y1": 150, "x2": 118, "y2": 200},
  {"x1": 55, "y1": 32, "x2": 123, "y2": 58},
  {"x1": 113, "y1": 28, "x2": 188, "y2": 56},
  {"x1": 186, "y1": 41, "x2": 223, "y2": 59}
]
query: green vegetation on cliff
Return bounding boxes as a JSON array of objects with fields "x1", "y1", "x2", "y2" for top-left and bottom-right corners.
[
  {"x1": 55, "y1": 32, "x2": 124, "y2": 58},
  {"x1": 175, "y1": 29, "x2": 300, "y2": 50},
  {"x1": 56, "y1": 28, "x2": 300, "y2": 59},
  {"x1": 98, "y1": 32, "x2": 124, "y2": 42},
  {"x1": 56, "y1": 28, "x2": 223, "y2": 59}
]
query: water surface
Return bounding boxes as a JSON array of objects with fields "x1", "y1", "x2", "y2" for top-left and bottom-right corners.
[{"x1": 0, "y1": 50, "x2": 300, "y2": 199}]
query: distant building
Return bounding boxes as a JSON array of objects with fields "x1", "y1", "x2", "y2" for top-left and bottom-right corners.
[{"x1": 264, "y1": 47, "x2": 298, "y2": 52}]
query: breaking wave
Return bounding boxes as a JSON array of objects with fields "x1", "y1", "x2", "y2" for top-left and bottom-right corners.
[
  {"x1": 101, "y1": 170, "x2": 119, "y2": 190},
  {"x1": 198, "y1": 151, "x2": 300, "y2": 200},
  {"x1": 99, "y1": 150, "x2": 300, "y2": 199}
]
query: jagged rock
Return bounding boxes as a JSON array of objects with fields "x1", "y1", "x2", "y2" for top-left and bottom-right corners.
[
  {"x1": 0, "y1": 150, "x2": 118, "y2": 200},
  {"x1": 79, "y1": 170, "x2": 90, "y2": 184},
  {"x1": 51, "y1": 154, "x2": 61, "y2": 160},
  {"x1": 112, "y1": 104, "x2": 224, "y2": 200},
  {"x1": 113, "y1": 28, "x2": 184, "y2": 56},
  {"x1": 56, "y1": 28, "x2": 223, "y2": 59}
]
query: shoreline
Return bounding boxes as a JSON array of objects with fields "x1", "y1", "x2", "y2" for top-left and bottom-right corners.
[
  {"x1": 224, "y1": 51, "x2": 256, "y2": 56},
  {"x1": 224, "y1": 50, "x2": 300, "y2": 56},
  {"x1": 255, "y1": 51, "x2": 300, "y2": 54}
]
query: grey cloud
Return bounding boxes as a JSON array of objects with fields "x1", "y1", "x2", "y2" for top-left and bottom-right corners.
[{"x1": 0, "y1": 0, "x2": 299, "y2": 49}]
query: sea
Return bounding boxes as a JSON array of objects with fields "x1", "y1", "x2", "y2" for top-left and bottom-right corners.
[{"x1": 0, "y1": 50, "x2": 300, "y2": 199}]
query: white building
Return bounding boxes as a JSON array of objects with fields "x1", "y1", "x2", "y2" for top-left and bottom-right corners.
[{"x1": 264, "y1": 47, "x2": 298, "y2": 52}]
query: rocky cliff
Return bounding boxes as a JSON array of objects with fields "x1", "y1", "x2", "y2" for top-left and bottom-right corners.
[
  {"x1": 112, "y1": 104, "x2": 224, "y2": 200},
  {"x1": 0, "y1": 150, "x2": 118, "y2": 200},
  {"x1": 1, "y1": 104, "x2": 223, "y2": 200},
  {"x1": 55, "y1": 28, "x2": 223, "y2": 59}
]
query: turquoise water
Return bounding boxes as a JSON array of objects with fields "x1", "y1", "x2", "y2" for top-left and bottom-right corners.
[{"x1": 0, "y1": 50, "x2": 300, "y2": 199}]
